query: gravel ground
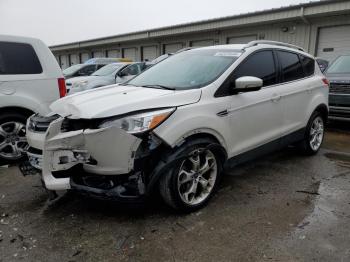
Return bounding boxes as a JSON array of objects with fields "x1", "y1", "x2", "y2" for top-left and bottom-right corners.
[{"x1": 0, "y1": 122, "x2": 349, "y2": 262}]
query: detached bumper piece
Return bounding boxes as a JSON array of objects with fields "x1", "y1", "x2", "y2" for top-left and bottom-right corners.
[
  {"x1": 69, "y1": 168, "x2": 145, "y2": 202},
  {"x1": 19, "y1": 160, "x2": 41, "y2": 176}
]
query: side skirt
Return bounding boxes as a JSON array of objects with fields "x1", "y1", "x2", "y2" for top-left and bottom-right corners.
[{"x1": 225, "y1": 127, "x2": 306, "y2": 169}]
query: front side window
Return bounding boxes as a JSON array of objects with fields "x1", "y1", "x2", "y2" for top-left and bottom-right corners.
[
  {"x1": 277, "y1": 51, "x2": 304, "y2": 82},
  {"x1": 128, "y1": 49, "x2": 241, "y2": 90},
  {"x1": 230, "y1": 50, "x2": 277, "y2": 87},
  {"x1": 0, "y1": 41, "x2": 42, "y2": 74},
  {"x1": 326, "y1": 55, "x2": 350, "y2": 74}
]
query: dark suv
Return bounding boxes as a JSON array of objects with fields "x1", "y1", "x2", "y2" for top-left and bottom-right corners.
[{"x1": 326, "y1": 55, "x2": 350, "y2": 121}]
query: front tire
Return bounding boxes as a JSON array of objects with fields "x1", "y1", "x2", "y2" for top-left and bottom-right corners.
[
  {"x1": 159, "y1": 139, "x2": 222, "y2": 212},
  {"x1": 298, "y1": 111, "x2": 325, "y2": 155}
]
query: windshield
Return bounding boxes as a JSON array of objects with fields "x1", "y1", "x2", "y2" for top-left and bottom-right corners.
[
  {"x1": 63, "y1": 64, "x2": 84, "y2": 75},
  {"x1": 327, "y1": 55, "x2": 350, "y2": 74},
  {"x1": 92, "y1": 63, "x2": 124, "y2": 76},
  {"x1": 128, "y1": 49, "x2": 241, "y2": 90}
]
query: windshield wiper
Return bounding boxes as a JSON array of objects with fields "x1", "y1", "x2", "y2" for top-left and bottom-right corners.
[{"x1": 142, "y1": 84, "x2": 176, "y2": 90}]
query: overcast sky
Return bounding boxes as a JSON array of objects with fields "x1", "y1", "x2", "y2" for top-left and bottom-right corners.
[{"x1": 0, "y1": 0, "x2": 315, "y2": 46}]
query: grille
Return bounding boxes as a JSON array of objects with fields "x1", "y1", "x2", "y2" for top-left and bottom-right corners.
[
  {"x1": 28, "y1": 114, "x2": 60, "y2": 132},
  {"x1": 329, "y1": 83, "x2": 350, "y2": 94},
  {"x1": 61, "y1": 118, "x2": 99, "y2": 132}
]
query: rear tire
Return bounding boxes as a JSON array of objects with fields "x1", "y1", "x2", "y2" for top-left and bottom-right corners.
[
  {"x1": 0, "y1": 112, "x2": 29, "y2": 165},
  {"x1": 298, "y1": 111, "x2": 325, "y2": 155},
  {"x1": 159, "y1": 138, "x2": 223, "y2": 212}
]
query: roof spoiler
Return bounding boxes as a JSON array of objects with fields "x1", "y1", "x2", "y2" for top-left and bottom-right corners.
[{"x1": 244, "y1": 40, "x2": 305, "y2": 52}]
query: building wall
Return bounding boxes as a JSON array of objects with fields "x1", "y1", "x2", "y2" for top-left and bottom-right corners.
[{"x1": 53, "y1": 14, "x2": 350, "y2": 69}]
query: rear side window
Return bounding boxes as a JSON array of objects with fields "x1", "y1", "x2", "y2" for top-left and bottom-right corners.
[
  {"x1": 0, "y1": 42, "x2": 42, "y2": 75},
  {"x1": 300, "y1": 55, "x2": 315, "y2": 77},
  {"x1": 277, "y1": 51, "x2": 304, "y2": 82},
  {"x1": 231, "y1": 50, "x2": 277, "y2": 87}
]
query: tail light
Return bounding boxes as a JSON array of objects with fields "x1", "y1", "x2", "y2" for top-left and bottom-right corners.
[
  {"x1": 322, "y1": 78, "x2": 330, "y2": 87},
  {"x1": 58, "y1": 78, "x2": 67, "y2": 98}
]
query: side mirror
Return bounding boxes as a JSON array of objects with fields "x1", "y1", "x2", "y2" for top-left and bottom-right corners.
[{"x1": 233, "y1": 76, "x2": 263, "y2": 93}]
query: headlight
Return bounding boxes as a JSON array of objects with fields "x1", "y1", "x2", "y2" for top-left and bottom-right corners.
[
  {"x1": 99, "y1": 108, "x2": 176, "y2": 134},
  {"x1": 73, "y1": 80, "x2": 88, "y2": 88}
]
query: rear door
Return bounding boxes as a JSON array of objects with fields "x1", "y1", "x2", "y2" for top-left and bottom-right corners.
[
  {"x1": 223, "y1": 50, "x2": 284, "y2": 155},
  {"x1": 276, "y1": 50, "x2": 315, "y2": 135}
]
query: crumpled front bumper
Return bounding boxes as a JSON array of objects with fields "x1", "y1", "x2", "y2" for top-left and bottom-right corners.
[{"x1": 39, "y1": 117, "x2": 142, "y2": 191}]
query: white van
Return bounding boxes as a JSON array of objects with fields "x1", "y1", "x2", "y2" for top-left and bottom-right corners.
[{"x1": 0, "y1": 35, "x2": 65, "y2": 163}]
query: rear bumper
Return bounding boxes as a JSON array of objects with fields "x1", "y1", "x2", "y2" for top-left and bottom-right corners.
[{"x1": 329, "y1": 106, "x2": 350, "y2": 121}]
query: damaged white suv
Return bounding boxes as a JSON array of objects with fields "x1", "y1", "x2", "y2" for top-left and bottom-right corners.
[{"x1": 23, "y1": 41, "x2": 329, "y2": 212}]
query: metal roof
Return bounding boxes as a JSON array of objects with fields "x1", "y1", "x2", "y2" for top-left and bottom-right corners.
[{"x1": 51, "y1": 0, "x2": 350, "y2": 51}]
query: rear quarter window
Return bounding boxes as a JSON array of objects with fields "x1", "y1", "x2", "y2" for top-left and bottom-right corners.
[
  {"x1": 0, "y1": 41, "x2": 43, "y2": 75},
  {"x1": 277, "y1": 51, "x2": 304, "y2": 82},
  {"x1": 300, "y1": 55, "x2": 315, "y2": 77}
]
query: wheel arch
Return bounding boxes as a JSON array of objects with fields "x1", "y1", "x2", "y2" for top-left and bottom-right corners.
[
  {"x1": 313, "y1": 103, "x2": 328, "y2": 122},
  {"x1": 177, "y1": 132, "x2": 228, "y2": 165},
  {"x1": 0, "y1": 106, "x2": 34, "y2": 118}
]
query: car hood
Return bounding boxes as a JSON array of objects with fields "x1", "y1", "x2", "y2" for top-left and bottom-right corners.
[{"x1": 50, "y1": 85, "x2": 202, "y2": 119}]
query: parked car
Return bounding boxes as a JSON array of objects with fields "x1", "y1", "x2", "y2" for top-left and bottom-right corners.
[
  {"x1": 63, "y1": 64, "x2": 106, "y2": 79},
  {"x1": 23, "y1": 41, "x2": 328, "y2": 212},
  {"x1": 149, "y1": 53, "x2": 173, "y2": 65},
  {"x1": 84, "y1": 58, "x2": 132, "y2": 64},
  {"x1": 325, "y1": 55, "x2": 350, "y2": 121},
  {"x1": 65, "y1": 62, "x2": 146, "y2": 95},
  {"x1": 0, "y1": 34, "x2": 65, "y2": 164},
  {"x1": 63, "y1": 58, "x2": 133, "y2": 79},
  {"x1": 316, "y1": 57, "x2": 329, "y2": 73}
]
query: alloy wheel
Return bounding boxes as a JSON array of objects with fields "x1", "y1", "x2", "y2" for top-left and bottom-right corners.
[
  {"x1": 177, "y1": 149, "x2": 218, "y2": 206},
  {"x1": 309, "y1": 116, "x2": 324, "y2": 151},
  {"x1": 0, "y1": 121, "x2": 27, "y2": 160}
]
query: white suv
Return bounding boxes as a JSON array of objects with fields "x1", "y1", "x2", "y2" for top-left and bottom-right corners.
[
  {"x1": 24, "y1": 41, "x2": 329, "y2": 212},
  {"x1": 0, "y1": 35, "x2": 65, "y2": 164}
]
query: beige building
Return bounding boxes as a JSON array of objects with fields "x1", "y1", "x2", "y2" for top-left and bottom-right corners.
[{"x1": 51, "y1": 0, "x2": 350, "y2": 69}]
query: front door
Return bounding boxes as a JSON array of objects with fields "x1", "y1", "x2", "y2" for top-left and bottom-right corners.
[{"x1": 224, "y1": 50, "x2": 284, "y2": 156}]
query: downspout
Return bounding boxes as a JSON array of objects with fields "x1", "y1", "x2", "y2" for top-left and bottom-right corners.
[{"x1": 300, "y1": 6, "x2": 312, "y2": 53}]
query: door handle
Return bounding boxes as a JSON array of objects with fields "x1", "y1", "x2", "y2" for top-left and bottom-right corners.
[{"x1": 271, "y1": 95, "x2": 281, "y2": 103}]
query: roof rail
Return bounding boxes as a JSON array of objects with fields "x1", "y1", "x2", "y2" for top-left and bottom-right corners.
[{"x1": 244, "y1": 40, "x2": 305, "y2": 52}]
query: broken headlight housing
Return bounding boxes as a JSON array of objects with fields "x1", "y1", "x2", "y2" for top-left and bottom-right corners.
[{"x1": 99, "y1": 108, "x2": 176, "y2": 134}]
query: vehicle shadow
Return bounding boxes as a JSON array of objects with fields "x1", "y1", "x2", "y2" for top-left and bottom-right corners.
[{"x1": 39, "y1": 144, "x2": 315, "y2": 219}]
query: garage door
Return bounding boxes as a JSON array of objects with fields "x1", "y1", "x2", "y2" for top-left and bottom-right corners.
[
  {"x1": 164, "y1": 43, "x2": 183, "y2": 54},
  {"x1": 69, "y1": 54, "x2": 79, "y2": 66},
  {"x1": 227, "y1": 35, "x2": 257, "y2": 44},
  {"x1": 60, "y1": 54, "x2": 69, "y2": 69},
  {"x1": 142, "y1": 46, "x2": 158, "y2": 61},
  {"x1": 123, "y1": 48, "x2": 137, "y2": 61},
  {"x1": 107, "y1": 49, "x2": 120, "y2": 58},
  {"x1": 190, "y1": 39, "x2": 214, "y2": 47},
  {"x1": 317, "y1": 25, "x2": 350, "y2": 63},
  {"x1": 80, "y1": 53, "x2": 90, "y2": 63},
  {"x1": 92, "y1": 51, "x2": 103, "y2": 58}
]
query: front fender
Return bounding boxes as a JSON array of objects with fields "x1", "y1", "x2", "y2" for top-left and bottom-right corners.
[{"x1": 153, "y1": 103, "x2": 230, "y2": 154}]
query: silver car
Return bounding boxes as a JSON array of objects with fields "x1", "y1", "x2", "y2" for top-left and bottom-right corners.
[{"x1": 66, "y1": 62, "x2": 146, "y2": 95}]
